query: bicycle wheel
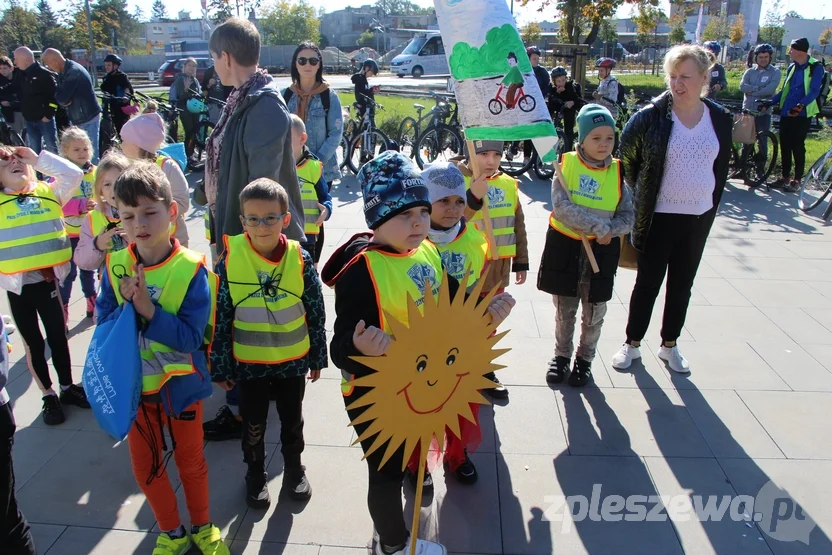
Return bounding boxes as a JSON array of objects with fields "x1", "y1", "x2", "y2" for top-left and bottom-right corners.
[
  {"x1": 337, "y1": 136, "x2": 349, "y2": 170},
  {"x1": 187, "y1": 121, "x2": 214, "y2": 172},
  {"x1": 99, "y1": 116, "x2": 117, "y2": 157},
  {"x1": 347, "y1": 129, "x2": 390, "y2": 174},
  {"x1": 398, "y1": 117, "x2": 418, "y2": 160},
  {"x1": 499, "y1": 142, "x2": 532, "y2": 177},
  {"x1": 745, "y1": 131, "x2": 778, "y2": 187},
  {"x1": 799, "y1": 150, "x2": 832, "y2": 213},
  {"x1": 414, "y1": 124, "x2": 463, "y2": 169},
  {"x1": 533, "y1": 131, "x2": 565, "y2": 181}
]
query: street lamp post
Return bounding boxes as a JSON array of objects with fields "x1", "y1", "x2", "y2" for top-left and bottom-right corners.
[{"x1": 85, "y1": 0, "x2": 97, "y2": 85}]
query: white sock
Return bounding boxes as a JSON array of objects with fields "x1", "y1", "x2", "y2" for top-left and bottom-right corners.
[
  {"x1": 61, "y1": 384, "x2": 72, "y2": 391},
  {"x1": 228, "y1": 404, "x2": 239, "y2": 416},
  {"x1": 44, "y1": 389, "x2": 57, "y2": 397}
]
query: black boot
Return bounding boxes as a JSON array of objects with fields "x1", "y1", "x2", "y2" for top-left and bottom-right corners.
[
  {"x1": 404, "y1": 466, "x2": 434, "y2": 495},
  {"x1": 283, "y1": 465, "x2": 312, "y2": 501},
  {"x1": 568, "y1": 357, "x2": 593, "y2": 387},
  {"x1": 245, "y1": 471, "x2": 270, "y2": 509},
  {"x1": 203, "y1": 405, "x2": 242, "y2": 441},
  {"x1": 546, "y1": 356, "x2": 570, "y2": 385},
  {"x1": 483, "y1": 371, "x2": 508, "y2": 399}
]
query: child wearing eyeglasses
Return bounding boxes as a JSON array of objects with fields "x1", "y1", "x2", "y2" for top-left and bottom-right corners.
[{"x1": 209, "y1": 177, "x2": 327, "y2": 509}]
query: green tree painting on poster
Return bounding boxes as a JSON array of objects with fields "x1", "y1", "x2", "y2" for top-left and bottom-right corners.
[{"x1": 433, "y1": 0, "x2": 556, "y2": 154}]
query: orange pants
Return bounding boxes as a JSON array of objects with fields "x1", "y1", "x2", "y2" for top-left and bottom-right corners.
[{"x1": 127, "y1": 400, "x2": 210, "y2": 531}]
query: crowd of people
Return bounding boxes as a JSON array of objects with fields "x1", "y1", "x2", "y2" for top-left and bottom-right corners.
[{"x1": 0, "y1": 20, "x2": 829, "y2": 555}]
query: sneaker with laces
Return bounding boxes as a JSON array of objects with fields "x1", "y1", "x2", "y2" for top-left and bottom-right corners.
[
  {"x1": 610, "y1": 343, "x2": 641, "y2": 369},
  {"x1": 2, "y1": 314, "x2": 15, "y2": 335},
  {"x1": 404, "y1": 466, "x2": 434, "y2": 496},
  {"x1": 483, "y1": 371, "x2": 508, "y2": 398},
  {"x1": 282, "y1": 465, "x2": 312, "y2": 501},
  {"x1": 784, "y1": 179, "x2": 801, "y2": 193},
  {"x1": 191, "y1": 523, "x2": 229, "y2": 555},
  {"x1": 152, "y1": 531, "x2": 191, "y2": 555},
  {"x1": 41, "y1": 395, "x2": 65, "y2": 426},
  {"x1": 374, "y1": 537, "x2": 447, "y2": 555},
  {"x1": 657, "y1": 345, "x2": 690, "y2": 374},
  {"x1": 546, "y1": 356, "x2": 570, "y2": 384},
  {"x1": 769, "y1": 177, "x2": 787, "y2": 189},
  {"x1": 203, "y1": 405, "x2": 242, "y2": 441},
  {"x1": 59, "y1": 384, "x2": 91, "y2": 408},
  {"x1": 568, "y1": 358, "x2": 593, "y2": 387}
]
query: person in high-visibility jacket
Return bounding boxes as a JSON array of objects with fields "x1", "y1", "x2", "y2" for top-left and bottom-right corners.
[
  {"x1": 57, "y1": 127, "x2": 98, "y2": 320},
  {"x1": 455, "y1": 139, "x2": 530, "y2": 399},
  {"x1": 0, "y1": 145, "x2": 90, "y2": 426},
  {"x1": 73, "y1": 151, "x2": 130, "y2": 277},
  {"x1": 289, "y1": 115, "x2": 332, "y2": 269},
  {"x1": 538, "y1": 105, "x2": 634, "y2": 388},
  {"x1": 209, "y1": 178, "x2": 327, "y2": 509},
  {"x1": 422, "y1": 162, "x2": 490, "y2": 487},
  {"x1": 95, "y1": 161, "x2": 229, "y2": 555},
  {"x1": 321, "y1": 152, "x2": 515, "y2": 555}
]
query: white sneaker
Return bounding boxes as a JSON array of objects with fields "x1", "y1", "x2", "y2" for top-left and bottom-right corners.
[
  {"x1": 657, "y1": 345, "x2": 690, "y2": 374},
  {"x1": 2, "y1": 315, "x2": 14, "y2": 335},
  {"x1": 611, "y1": 343, "x2": 641, "y2": 369},
  {"x1": 374, "y1": 537, "x2": 447, "y2": 555}
]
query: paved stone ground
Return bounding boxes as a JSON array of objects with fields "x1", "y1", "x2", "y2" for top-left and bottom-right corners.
[{"x1": 6, "y1": 170, "x2": 832, "y2": 555}]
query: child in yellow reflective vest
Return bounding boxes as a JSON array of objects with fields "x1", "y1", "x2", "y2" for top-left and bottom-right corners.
[
  {"x1": 73, "y1": 151, "x2": 130, "y2": 277},
  {"x1": 423, "y1": 161, "x2": 489, "y2": 486},
  {"x1": 0, "y1": 145, "x2": 90, "y2": 427},
  {"x1": 456, "y1": 140, "x2": 530, "y2": 398},
  {"x1": 322, "y1": 152, "x2": 515, "y2": 555},
  {"x1": 289, "y1": 114, "x2": 332, "y2": 269},
  {"x1": 95, "y1": 161, "x2": 228, "y2": 555},
  {"x1": 210, "y1": 177, "x2": 327, "y2": 509},
  {"x1": 58, "y1": 127, "x2": 97, "y2": 319},
  {"x1": 538, "y1": 105, "x2": 634, "y2": 387}
]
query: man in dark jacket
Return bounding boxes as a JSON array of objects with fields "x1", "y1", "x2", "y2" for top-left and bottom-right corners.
[
  {"x1": 43, "y1": 48, "x2": 102, "y2": 162},
  {"x1": 14, "y1": 47, "x2": 58, "y2": 154},
  {"x1": 100, "y1": 54, "x2": 133, "y2": 135},
  {"x1": 0, "y1": 57, "x2": 24, "y2": 137}
]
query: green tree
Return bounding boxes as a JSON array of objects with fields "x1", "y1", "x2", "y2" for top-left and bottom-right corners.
[
  {"x1": 820, "y1": 26, "x2": 832, "y2": 56},
  {"x1": 728, "y1": 14, "x2": 745, "y2": 45},
  {"x1": 208, "y1": 0, "x2": 234, "y2": 24},
  {"x1": 260, "y1": 0, "x2": 320, "y2": 46},
  {"x1": 151, "y1": 0, "x2": 167, "y2": 21},
  {"x1": 632, "y1": 3, "x2": 665, "y2": 46},
  {"x1": 92, "y1": 0, "x2": 141, "y2": 50},
  {"x1": 783, "y1": 10, "x2": 803, "y2": 19},
  {"x1": 374, "y1": 0, "x2": 432, "y2": 15},
  {"x1": 701, "y1": 14, "x2": 729, "y2": 43},
  {"x1": 0, "y1": 5, "x2": 40, "y2": 54},
  {"x1": 35, "y1": 0, "x2": 58, "y2": 50},
  {"x1": 44, "y1": 26, "x2": 77, "y2": 55},
  {"x1": 520, "y1": 0, "x2": 643, "y2": 46},
  {"x1": 598, "y1": 18, "x2": 618, "y2": 57},
  {"x1": 668, "y1": 11, "x2": 687, "y2": 44},
  {"x1": 357, "y1": 29, "x2": 376, "y2": 48},
  {"x1": 758, "y1": 0, "x2": 785, "y2": 47},
  {"x1": 521, "y1": 22, "x2": 542, "y2": 44}
]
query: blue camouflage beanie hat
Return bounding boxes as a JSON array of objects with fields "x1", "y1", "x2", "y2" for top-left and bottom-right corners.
[{"x1": 358, "y1": 151, "x2": 431, "y2": 230}]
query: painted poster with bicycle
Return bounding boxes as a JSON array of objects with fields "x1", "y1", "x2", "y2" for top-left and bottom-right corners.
[{"x1": 433, "y1": 0, "x2": 558, "y2": 160}]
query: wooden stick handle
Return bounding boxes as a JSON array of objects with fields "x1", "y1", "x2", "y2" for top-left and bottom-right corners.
[
  {"x1": 409, "y1": 456, "x2": 427, "y2": 555},
  {"x1": 553, "y1": 161, "x2": 601, "y2": 274},
  {"x1": 466, "y1": 140, "x2": 500, "y2": 261}
]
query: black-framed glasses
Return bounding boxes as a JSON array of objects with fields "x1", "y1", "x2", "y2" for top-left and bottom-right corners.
[
  {"x1": 297, "y1": 57, "x2": 320, "y2": 67},
  {"x1": 242, "y1": 214, "x2": 286, "y2": 228}
]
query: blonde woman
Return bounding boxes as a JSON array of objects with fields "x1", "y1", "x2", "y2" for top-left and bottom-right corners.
[
  {"x1": 611, "y1": 45, "x2": 733, "y2": 375},
  {"x1": 171, "y1": 57, "x2": 202, "y2": 158}
]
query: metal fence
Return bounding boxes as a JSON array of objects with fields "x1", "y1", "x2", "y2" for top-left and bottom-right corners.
[{"x1": 118, "y1": 54, "x2": 167, "y2": 73}]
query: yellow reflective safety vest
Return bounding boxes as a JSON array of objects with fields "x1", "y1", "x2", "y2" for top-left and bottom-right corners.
[
  {"x1": 549, "y1": 153, "x2": 622, "y2": 240},
  {"x1": 107, "y1": 243, "x2": 215, "y2": 394},
  {"x1": 0, "y1": 182, "x2": 71, "y2": 275},
  {"x1": 465, "y1": 173, "x2": 518, "y2": 258},
  {"x1": 428, "y1": 223, "x2": 488, "y2": 293},
  {"x1": 340, "y1": 242, "x2": 443, "y2": 396},
  {"x1": 297, "y1": 158, "x2": 323, "y2": 235},
  {"x1": 204, "y1": 210, "x2": 211, "y2": 242},
  {"x1": 65, "y1": 165, "x2": 96, "y2": 238},
  {"x1": 88, "y1": 209, "x2": 127, "y2": 253},
  {"x1": 780, "y1": 57, "x2": 821, "y2": 118},
  {"x1": 225, "y1": 234, "x2": 310, "y2": 365}
]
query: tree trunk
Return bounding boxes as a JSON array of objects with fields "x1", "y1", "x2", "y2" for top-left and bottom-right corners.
[{"x1": 584, "y1": 21, "x2": 600, "y2": 46}]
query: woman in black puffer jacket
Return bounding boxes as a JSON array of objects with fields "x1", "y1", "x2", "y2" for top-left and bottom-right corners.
[{"x1": 610, "y1": 44, "x2": 733, "y2": 376}]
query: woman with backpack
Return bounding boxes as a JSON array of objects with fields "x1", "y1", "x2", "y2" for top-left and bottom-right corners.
[{"x1": 282, "y1": 41, "x2": 344, "y2": 187}]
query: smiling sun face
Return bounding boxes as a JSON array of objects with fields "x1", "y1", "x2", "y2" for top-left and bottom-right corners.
[{"x1": 347, "y1": 270, "x2": 509, "y2": 471}]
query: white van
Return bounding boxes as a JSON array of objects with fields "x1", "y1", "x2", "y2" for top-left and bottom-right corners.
[{"x1": 391, "y1": 33, "x2": 450, "y2": 78}]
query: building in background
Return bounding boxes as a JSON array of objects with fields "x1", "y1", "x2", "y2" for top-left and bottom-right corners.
[
  {"x1": 669, "y1": 0, "x2": 762, "y2": 47},
  {"x1": 141, "y1": 15, "x2": 212, "y2": 54},
  {"x1": 320, "y1": 5, "x2": 437, "y2": 52},
  {"x1": 784, "y1": 17, "x2": 832, "y2": 53}
]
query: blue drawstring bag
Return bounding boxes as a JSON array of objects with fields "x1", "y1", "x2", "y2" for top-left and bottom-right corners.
[
  {"x1": 83, "y1": 303, "x2": 142, "y2": 441},
  {"x1": 157, "y1": 143, "x2": 188, "y2": 172}
]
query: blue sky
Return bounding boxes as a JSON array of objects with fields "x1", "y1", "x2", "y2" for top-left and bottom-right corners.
[{"x1": 45, "y1": 0, "x2": 829, "y2": 25}]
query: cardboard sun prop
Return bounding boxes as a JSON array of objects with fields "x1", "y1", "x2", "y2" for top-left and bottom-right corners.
[{"x1": 346, "y1": 270, "x2": 510, "y2": 472}]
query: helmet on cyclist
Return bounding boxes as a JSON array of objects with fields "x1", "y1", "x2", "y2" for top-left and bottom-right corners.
[
  {"x1": 186, "y1": 98, "x2": 205, "y2": 114},
  {"x1": 526, "y1": 46, "x2": 541, "y2": 57},
  {"x1": 362, "y1": 59, "x2": 379, "y2": 74},
  {"x1": 703, "y1": 41, "x2": 721, "y2": 55},
  {"x1": 754, "y1": 43, "x2": 774, "y2": 56},
  {"x1": 103, "y1": 54, "x2": 122, "y2": 66},
  {"x1": 551, "y1": 66, "x2": 568, "y2": 79},
  {"x1": 595, "y1": 57, "x2": 616, "y2": 69}
]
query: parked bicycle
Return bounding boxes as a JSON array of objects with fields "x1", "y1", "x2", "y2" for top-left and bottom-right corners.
[
  {"x1": 729, "y1": 101, "x2": 779, "y2": 190},
  {"x1": 346, "y1": 96, "x2": 391, "y2": 174},
  {"x1": 132, "y1": 90, "x2": 182, "y2": 144},
  {"x1": 96, "y1": 92, "x2": 132, "y2": 157},
  {"x1": 0, "y1": 110, "x2": 24, "y2": 147},
  {"x1": 797, "y1": 132, "x2": 832, "y2": 218},
  {"x1": 184, "y1": 93, "x2": 225, "y2": 172},
  {"x1": 339, "y1": 103, "x2": 359, "y2": 171},
  {"x1": 500, "y1": 109, "x2": 567, "y2": 180},
  {"x1": 398, "y1": 91, "x2": 454, "y2": 160}
]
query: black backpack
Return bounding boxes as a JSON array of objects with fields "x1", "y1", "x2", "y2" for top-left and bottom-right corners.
[
  {"x1": 611, "y1": 77, "x2": 627, "y2": 107},
  {"x1": 282, "y1": 88, "x2": 332, "y2": 133}
]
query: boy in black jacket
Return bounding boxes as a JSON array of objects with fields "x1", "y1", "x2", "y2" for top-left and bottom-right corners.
[
  {"x1": 322, "y1": 152, "x2": 514, "y2": 555},
  {"x1": 547, "y1": 66, "x2": 584, "y2": 154}
]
